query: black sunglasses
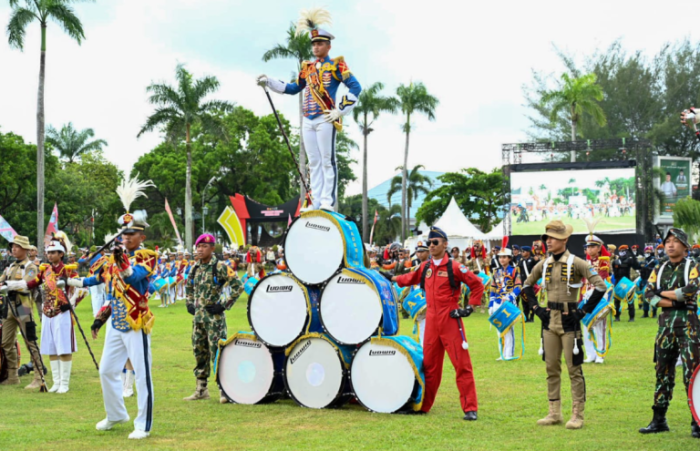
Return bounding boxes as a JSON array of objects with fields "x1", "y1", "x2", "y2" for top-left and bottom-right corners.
[{"x1": 428, "y1": 239, "x2": 441, "y2": 246}]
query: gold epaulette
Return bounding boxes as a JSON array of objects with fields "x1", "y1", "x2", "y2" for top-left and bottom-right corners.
[
  {"x1": 40, "y1": 263, "x2": 50, "y2": 271},
  {"x1": 65, "y1": 263, "x2": 78, "y2": 271}
]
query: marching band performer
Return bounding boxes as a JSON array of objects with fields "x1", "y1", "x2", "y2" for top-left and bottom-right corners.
[
  {"x1": 581, "y1": 228, "x2": 611, "y2": 364},
  {"x1": 639, "y1": 228, "x2": 700, "y2": 439},
  {"x1": 467, "y1": 240, "x2": 489, "y2": 313},
  {"x1": 79, "y1": 246, "x2": 108, "y2": 317},
  {"x1": 257, "y1": 7, "x2": 362, "y2": 211},
  {"x1": 390, "y1": 226, "x2": 485, "y2": 421},
  {"x1": 488, "y1": 244, "x2": 522, "y2": 361},
  {"x1": 517, "y1": 246, "x2": 536, "y2": 322},
  {"x1": 521, "y1": 220, "x2": 607, "y2": 430},
  {"x1": 612, "y1": 244, "x2": 640, "y2": 322},
  {"x1": 68, "y1": 176, "x2": 157, "y2": 440}
]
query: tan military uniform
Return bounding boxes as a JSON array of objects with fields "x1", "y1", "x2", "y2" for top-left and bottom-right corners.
[
  {"x1": 1, "y1": 257, "x2": 39, "y2": 385},
  {"x1": 524, "y1": 249, "x2": 607, "y2": 427}
]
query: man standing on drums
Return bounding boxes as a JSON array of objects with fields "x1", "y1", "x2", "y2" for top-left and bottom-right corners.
[
  {"x1": 639, "y1": 228, "x2": 700, "y2": 439},
  {"x1": 184, "y1": 234, "x2": 243, "y2": 404},
  {"x1": 521, "y1": 220, "x2": 607, "y2": 430},
  {"x1": 390, "y1": 226, "x2": 484, "y2": 421},
  {"x1": 257, "y1": 7, "x2": 361, "y2": 212}
]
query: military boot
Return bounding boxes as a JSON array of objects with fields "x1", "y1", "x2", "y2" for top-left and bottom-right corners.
[
  {"x1": 537, "y1": 400, "x2": 563, "y2": 426},
  {"x1": 24, "y1": 370, "x2": 43, "y2": 389},
  {"x1": 692, "y1": 420, "x2": 700, "y2": 438},
  {"x1": 183, "y1": 379, "x2": 210, "y2": 401},
  {"x1": 565, "y1": 402, "x2": 585, "y2": 429},
  {"x1": 639, "y1": 406, "x2": 669, "y2": 434},
  {"x1": 0, "y1": 367, "x2": 20, "y2": 385}
]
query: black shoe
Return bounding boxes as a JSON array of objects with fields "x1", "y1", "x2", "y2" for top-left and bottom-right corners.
[
  {"x1": 463, "y1": 411, "x2": 477, "y2": 421},
  {"x1": 692, "y1": 421, "x2": 700, "y2": 438},
  {"x1": 614, "y1": 318, "x2": 621, "y2": 322},
  {"x1": 629, "y1": 318, "x2": 635, "y2": 322},
  {"x1": 639, "y1": 407, "x2": 669, "y2": 434},
  {"x1": 642, "y1": 312, "x2": 649, "y2": 318}
]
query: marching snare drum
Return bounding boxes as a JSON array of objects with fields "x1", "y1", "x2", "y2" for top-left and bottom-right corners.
[
  {"x1": 284, "y1": 333, "x2": 354, "y2": 409},
  {"x1": 320, "y1": 267, "x2": 399, "y2": 345},
  {"x1": 153, "y1": 278, "x2": 168, "y2": 294},
  {"x1": 350, "y1": 336, "x2": 425, "y2": 413},
  {"x1": 248, "y1": 272, "x2": 321, "y2": 348},
  {"x1": 613, "y1": 277, "x2": 636, "y2": 304},
  {"x1": 216, "y1": 332, "x2": 285, "y2": 404},
  {"x1": 284, "y1": 211, "x2": 365, "y2": 285}
]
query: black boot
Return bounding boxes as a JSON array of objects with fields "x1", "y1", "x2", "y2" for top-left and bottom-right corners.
[
  {"x1": 628, "y1": 317, "x2": 635, "y2": 322},
  {"x1": 692, "y1": 420, "x2": 700, "y2": 438},
  {"x1": 642, "y1": 311, "x2": 649, "y2": 318},
  {"x1": 463, "y1": 411, "x2": 477, "y2": 421},
  {"x1": 639, "y1": 407, "x2": 669, "y2": 434}
]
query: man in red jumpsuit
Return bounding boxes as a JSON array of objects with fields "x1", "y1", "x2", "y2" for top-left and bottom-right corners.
[{"x1": 390, "y1": 226, "x2": 485, "y2": 420}]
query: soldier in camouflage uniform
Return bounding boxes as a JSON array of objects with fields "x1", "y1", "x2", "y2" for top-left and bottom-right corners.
[
  {"x1": 639, "y1": 228, "x2": 700, "y2": 439},
  {"x1": 184, "y1": 233, "x2": 243, "y2": 404}
]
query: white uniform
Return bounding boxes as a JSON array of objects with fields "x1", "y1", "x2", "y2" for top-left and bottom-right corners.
[
  {"x1": 40, "y1": 312, "x2": 77, "y2": 356},
  {"x1": 90, "y1": 284, "x2": 106, "y2": 317}
]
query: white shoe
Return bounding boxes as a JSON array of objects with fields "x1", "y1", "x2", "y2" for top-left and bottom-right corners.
[
  {"x1": 595, "y1": 357, "x2": 604, "y2": 364},
  {"x1": 584, "y1": 357, "x2": 596, "y2": 364},
  {"x1": 49, "y1": 360, "x2": 61, "y2": 393},
  {"x1": 96, "y1": 417, "x2": 130, "y2": 431},
  {"x1": 319, "y1": 204, "x2": 333, "y2": 211},
  {"x1": 128, "y1": 429, "x2": 150, "y2": 440},
  {"x1": 123, "y1": 371, "x2": 135, "y2": 398},
  {"x1": 57, "y1": 360, "x2": 72, "y2": 394},
  {"x1": 496, "y1": 357, "x2": 503, "y2": 361}
]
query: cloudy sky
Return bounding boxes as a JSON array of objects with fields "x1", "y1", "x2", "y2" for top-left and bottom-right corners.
[{"x1": 1, "y1": 0, "x2": 699, "y2": 197}]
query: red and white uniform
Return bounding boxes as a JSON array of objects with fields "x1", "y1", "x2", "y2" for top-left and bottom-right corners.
[{"x1": 396, "y1": 255, "x2": 484, "y2": 413}]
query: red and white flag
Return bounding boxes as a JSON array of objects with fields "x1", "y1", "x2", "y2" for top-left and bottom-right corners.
[
  {"x1": 0, "y1": 214, "x2": 18, "y2": 243},
  {"x1": 43, "y1": 203, "x2": 59, "y2": 248},
  {"x1": 164, "y1": 198, "x2": 183, "y2": 245}
]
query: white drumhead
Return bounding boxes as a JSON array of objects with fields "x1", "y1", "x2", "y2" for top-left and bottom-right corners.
[
  {"x1": 692, "y1": 367, "x2": 700, "y2": 423},
  {"x1": 321, "y1": 272, "x2": 383, "y2": 344},
  {"x1": 249, "y1": 274, "x2": 309, "y2": 347},
  {"x1": 351, "y1": 341, "x2": 416, "y2": 413},
  {"x1": 218, "y1": 337, "x2": 274, "y2": 405},
  {"x1": 285, "y1": 337, "x2": 344, "y2": 409},
  {"x1": 285, "y1": 214, "x2": 344, "y2": 285}
]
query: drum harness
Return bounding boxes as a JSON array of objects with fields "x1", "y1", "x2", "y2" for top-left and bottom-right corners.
[{"x1": 419, "y1": 259, "x2": 459, "y2": 295}]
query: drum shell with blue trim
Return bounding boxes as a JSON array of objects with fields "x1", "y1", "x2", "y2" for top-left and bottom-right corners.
[
  {"x1": 247, "y1": 272, "x2": 322, "y2": 348},
  {"x1": 243, "y1": 276, "x2": 259, "y2": 296},
  {"x1": 488, "y1": 301, "x2": 522, "y2": 335},
  {"x1": 582, "y1": 296, "x2": 613, "y2": 330},
  {"x1": 402, "y1": 288, "x2": 426, "y2": 320},
  {"x1": 350, "y1": 335, "x2": 425, "y2": 413},
  {"x1": 166, "y1": 276, "x2": 176, "y2": 288},
  {"x1": 319, "y1": 267, "x2": 399, "y2": 345},
  {"x1": 613, "y1": 277, "x2": 636, "y2": 303},
  {"x1": 216, "y1": 332, "x2": 286, "y2": 405},
  {"x1": 283, "y1": 211, "x2": 365, "y2": 286}
]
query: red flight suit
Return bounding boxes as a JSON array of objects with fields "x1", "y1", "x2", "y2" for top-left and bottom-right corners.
[{"x1": 396, "y1": 256, "x2": 484, "y2": 413}]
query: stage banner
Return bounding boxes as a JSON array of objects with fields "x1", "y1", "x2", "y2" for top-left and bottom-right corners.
[
  {"x1": 43, "y1": 203, "x2": 59, "y2": 248},
  {"x1": 654, "y1": 156, "x2": 693, "y2": 224},
  {"x1": 0, "y1": 214, "x2": 18, "y2": 243},
  {"x1": 164, "y1": 198, "x2": 182, "y2": 245}
]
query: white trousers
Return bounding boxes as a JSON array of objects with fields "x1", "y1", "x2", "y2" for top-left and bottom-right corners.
[
  {"x1": 418, "y1": 318, "x2": 426, "y2": 346},
  {"x1": 40, "y1": 312, "x2": 77, "y2": 355},
  {"x1": 498, "y1": 328, "x2": 515, "y2": 359},
  {"x1": 302, "y1": 116, "x2": 337, "y2": 209},
  {"x1": 100, "y1": 321, "x2": 154, "y2": 432},
  {"x1": 584, "y1": 320, "x2": 606, "y2": 358},
  {"x1": 90, "y1": 284, "x2": 106, "y2": 317}
]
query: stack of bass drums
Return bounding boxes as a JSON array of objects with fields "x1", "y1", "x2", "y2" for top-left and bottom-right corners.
[{"x1": 216, "y1": 210, "x2": 426, "y2": 413}]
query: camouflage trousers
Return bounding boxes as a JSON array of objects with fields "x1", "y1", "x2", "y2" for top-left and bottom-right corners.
[
  {"x1": 653, "y1": 323, "x2": 700, "y2": 410},
  {"x1": 191, "y1": 318, "x2": 227, "y2": 381}
]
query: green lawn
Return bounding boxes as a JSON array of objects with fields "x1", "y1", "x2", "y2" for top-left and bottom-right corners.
[
  {"x1": 0, "y1": 291, "x2": 697, "y2": 451},
  {"x1": 512, "y1": 214, "x2": 636, "y2": 236}
]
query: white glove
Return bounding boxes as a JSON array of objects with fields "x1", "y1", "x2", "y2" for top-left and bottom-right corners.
[
  {"x1": 256, "y1": 74, "x2": 268, "y2": 87},
  {"x1": 67, "y1": 278, "x2": 84, "y2": 288},
  {"x1": 69, "y1": 288, "x2": 86, "y2": 307},
  {"x1": 324, "y1": 108, "x2": 342, "y2": 123},
  {"x1": 0, "y1": 285, "x2": 8, "y2": 295},
  {"x1": 121, "y1": 266, "x2": 133, "y2": 278},
  {"x1": 56, "y1": 279, "x2": 66, "y2": 290},
  {"x1": 6, "y1": 280, "x2": 28, "y2": 292}
]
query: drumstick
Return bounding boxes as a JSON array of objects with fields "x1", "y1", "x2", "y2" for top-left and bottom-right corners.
[{"x1": 456, "y1": 318, "x2": 469, "y2": 350}]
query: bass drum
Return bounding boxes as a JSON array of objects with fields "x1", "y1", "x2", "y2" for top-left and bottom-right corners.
[
  {"x1": 320, "y1": 267, "x2": 399, "y2": 345},
  {"x1": 247, "y1": 273, "x2": 321, "y2": 348},
  {"x1": 691, "y1": 364, "x2": 700, "y2": 424},
  {"x1": 283, "y1": 211, "x2": 364, "y2": 286},
  {"x1": 216, "y1": 332, "x2": 285, "y2": 405},
  {"x1": 350, "y1": 336, "x2": 425, "y2": 414},
  {"x1": 284, "y1": 334, "x2": 354, "y2": 409}
]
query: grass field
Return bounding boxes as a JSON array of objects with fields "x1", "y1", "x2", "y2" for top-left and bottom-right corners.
[
  {"x1": 512, "y1": 214, "x2": 636, "y2": 236},
  {"x1": 1, "y1": 289, "x2": 698, "y2": 450}
]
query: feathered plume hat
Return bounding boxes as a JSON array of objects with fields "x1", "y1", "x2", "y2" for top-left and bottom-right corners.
[
  {"x1": 296, "y1": 7, "x2": 334, "y2": 42},
  {"x1": 497, "y1": 237, "x2": 512, "y2": 257},
  {"x1": 116, "y1": 174, "x2": 155, "y2": 233},
  {"x1": 46, "y1": 231, "x2": 72, "y2": 255},
  {"x1": 583, "y1": 217, "x2": 609, "y2": 259}
]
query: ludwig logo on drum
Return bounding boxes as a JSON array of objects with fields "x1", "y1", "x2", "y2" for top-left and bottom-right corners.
[
  {"x1": 266, "y1": 285, "x2": 293, "y2": 293},
  {"x1": 234, "y1": 339, "x2": 262, "y2": 349},
  {"x1": 305, "y1": 221, "x2": 330, "y2": 232},
  {"x1": 369, "y1": 350, "x2": 396, "y2": 357},
  {"x1": 337, "y1": 276, "x2": 363, "y2": 284},
  {"x1": 290, "y1": 340, "x2": 312, "y2": 364}
]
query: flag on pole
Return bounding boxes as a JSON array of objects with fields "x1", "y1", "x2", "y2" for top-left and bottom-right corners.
[
  {"x1": 0, "y1": 214, "x2": 18, "y2": 243},
  {"x1": 369, "y1": 209, "x2": 379, "y2": 245},
  {"x1": 164, "y1": 198, "x2": 183, "y2": 245},
  {"x1": 44, "y1": 203, "x2": 59, "y2": 248}
]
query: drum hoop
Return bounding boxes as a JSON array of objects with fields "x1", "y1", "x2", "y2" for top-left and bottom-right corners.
[
  {"x1": 319, "y1": 268, "x2": 382, "y2": 345},
  {"x1": 282, "y1": 335, "x2": 348, "y2": 408},
  {"x1": 247, "y1": 273, "x2": 312, "y2": 348},
  {"x1": 350, "y1": 337, "x2": 424, "y2": 412},
  {"x1": 215, "y1": 332, "x2": 277, "y2": 405},
  {"x1": 690, "y1": 365, "x2": 700, "y2": 424}
]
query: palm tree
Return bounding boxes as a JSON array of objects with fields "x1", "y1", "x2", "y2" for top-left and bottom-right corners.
[
  {"x1": 352, "y1": 82, "x2": 398, "y2": 242},
  {"x1": 396, "y1": 82, "x2": 438, "y2": 240},
  {"x1": 262, "y1": 25, "x2": 313, "y2": 199},
  {"x1": 387, "y1": 165, "x2": 433, "y2": 233},
  {"x1": 541, "y1": 73, "x2": 607, "y2": 162},
  {"x1": 46, "y1": 122, "x2": 107, "y2": 163},
  {"x1": 138, "y1": 64, "x2": 233, "y2": 251},
  {"x1": 7, "y1": 0, "x2": 88, "y2": 255}
]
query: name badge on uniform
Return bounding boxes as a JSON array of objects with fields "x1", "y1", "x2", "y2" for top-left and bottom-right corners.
[
  {"x1": 426, "y1": 268, "x2": 433, "y2": 279},
  {"x1": 437, "y1": 271, "x2": 448, "y2": 277}
]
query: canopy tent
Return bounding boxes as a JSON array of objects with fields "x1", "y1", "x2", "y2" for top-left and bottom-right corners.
[{"x1": 483, "y1": 221, "x2": 504, "y2": 247}]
